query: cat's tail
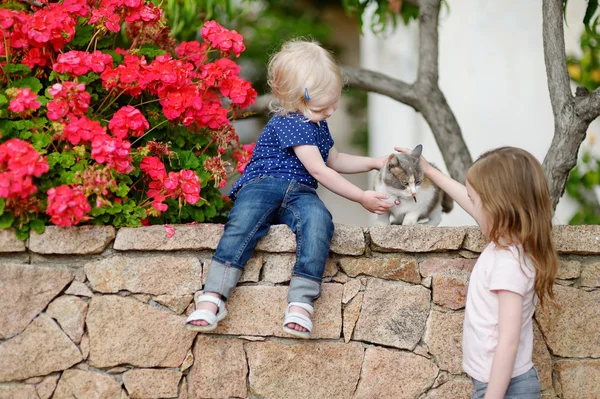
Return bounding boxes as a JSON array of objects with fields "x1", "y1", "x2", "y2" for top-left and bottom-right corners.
[{"x1": 441, "y1": 191, "x2": 454, "y2": 213}]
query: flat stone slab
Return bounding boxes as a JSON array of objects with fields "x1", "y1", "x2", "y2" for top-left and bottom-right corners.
[
  {"x1": 553, "y1": 225, "x2": 600, "y2": 254},
  {"x1": 432, "y1": 270, "x2": 469, "y2": 310},
  {"x1": 46, "y1": 295, "x2": 88, "y2": 344},
  {"x1": 53, "y1": 369, "x2": 121, "y2": 399},
  {"x1": 29, "y1": 226, "x2": 115, "y2": 254},
  {"x1": 0, "y1": 383, "x2": 39, "y2": 399},
  {"x1": 339, "y1": 255, "x2": 420, "y2": 283},
  {"x1": 85, "y1": 255, "x2": 202, "y2": 296},
  {"x1": 86, "y1": 295, "x2": 196, "y2": 368},
  {"x1": 354, "y1": 347, "x2": 438, "y2": 399},
  {"x1": 123, "y1": 369, "x2": 182, "y2": 399},
  {"x1": 536, "y1": 285, "x2": 600, "y2": 358},
  {"x1": 188, "y1": 336, "x2": 247, "y2": 399},
  {"x1": 214, "y1": 284, "x2": 343, "y2": 339},
  {"x1": 330, "y1": 224, "x2": 365, "y2": 255},
  {"x1": 246, "y1": 341, "x2": 364, "y2": 399},
  {"x1": 114, "y1": 224, "x2": 223, "y2": 251},
  {"x1": 353, "y1": 279, "x2": 430, "y2": 349},
  {"x1": 0, "y1": 314, "x2": 82, "y2": 382},
  {"x1": 556, "y1": 359, "x2": 600, "y2": 399},
  {"x1": 0, "y1": 263, "x2": 73, "y2": 339},
  {"x1": 0, "y1": 229, "x2": 25, "y2": 252},
  {"x1": 424, "y1": 309, "x2": 464, "y2": 374},
  {"x1": 369, "y1": 226, "x2": 467, "y2": 253}
]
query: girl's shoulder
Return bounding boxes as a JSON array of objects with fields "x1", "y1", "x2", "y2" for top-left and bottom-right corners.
[
  {"x1": 269, "y1": 113, "x2": 319, "y2": 131},
  {"x1": 490, "y1": 243, "x2": 535, "y2": 279}
]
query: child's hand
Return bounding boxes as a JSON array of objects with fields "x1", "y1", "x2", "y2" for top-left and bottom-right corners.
[
  {"x1": 373, "y1": 155, "x2": 388, "y2": 170},
  {"x1": 394, "y1": 146, "x2": 433, "y2": 175},
  {"x1": 360, "y1": 190, "x2": 395, "y2": 214}
]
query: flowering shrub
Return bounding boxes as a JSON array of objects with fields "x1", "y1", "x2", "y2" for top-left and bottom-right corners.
[{"x1": 0, "y1": 0, "x2": 257, "y2": 238}]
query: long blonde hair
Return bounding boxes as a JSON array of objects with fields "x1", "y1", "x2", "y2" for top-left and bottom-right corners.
[
  {"x1": 466, "y1": 147, "x2": 558, "y2": 307},
  {"x1": 267, "y1": 39, "x2": 343, "y2": 116}
]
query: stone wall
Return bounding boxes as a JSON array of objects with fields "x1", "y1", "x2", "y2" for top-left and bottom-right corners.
[{"x1": 0, "y1": 224, "x2": 598, "y2": 399}]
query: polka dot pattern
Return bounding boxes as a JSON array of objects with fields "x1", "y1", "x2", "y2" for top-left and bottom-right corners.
[{"x1": 230, "y1": 113, "x2": 334, "y2": 200}]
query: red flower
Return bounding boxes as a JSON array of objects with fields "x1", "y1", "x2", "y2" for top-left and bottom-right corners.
[
  {"x1": 201, "y1": 20, "x2": 246, "y2": 57},
  {"x1": 220, "y1": 76, "x2": 257, "y2": 108},
  {"x1": 91, "y1": 134, "x2": 133, "y2": 174},
  {"x1": 46, "y1": 185, "x2": 91, "y2": 226},
  {"x1": 179, "y1": 169, "x2": 200, "y2": 204},
  {"x1": 47, "y1": 82, "x2": 91, "y2": 121},
  {"x1": 176, "y1": 41, "x2": 209, "y2": 67},
  {"x1": 54, "y1": 50, "x2": 113, "y2": 76},
  {"x1": 233, "y1": 143, "x2": 255, "y2": 174},
  {"x1": 8, "y1": 88, "x2": 41, "y2": 114},
  {"x1": 0, "y1": 139, "x2": 49, "y2": 200},
  {"x1": 62, "y1": 116, "x2": 105, "y2": 145},
  {"x1": 140, "y1": 156, "x2": 167, "y2": 181},
  {"x1": 108, "y1": 105, "x2": 149, "y2": 139}
]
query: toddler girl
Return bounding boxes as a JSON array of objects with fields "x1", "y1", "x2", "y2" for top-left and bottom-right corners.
[
  {"x1": 397, "y1": 146, "x2": 558, "y2": 398},
  {"x1": 186, "y1": 39, "x2": 394, "y2": 338}
]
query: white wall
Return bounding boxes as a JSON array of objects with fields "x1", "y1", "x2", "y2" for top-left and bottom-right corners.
[{"x1": 362, "y1": 0, "x2": 600, "y2": 226}]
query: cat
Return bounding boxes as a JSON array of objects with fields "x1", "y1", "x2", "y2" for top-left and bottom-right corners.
[{"x1": 373, "y1": 144, "x2": 453, "y2": 226}]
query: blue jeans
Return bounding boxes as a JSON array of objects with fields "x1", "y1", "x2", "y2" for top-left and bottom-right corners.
[
  {"x1": 203, "y1": 176, "x2": 334, "y2": 305},
  {"x1": 471, "y1": 367, "x2": 540, "y2": 399}
]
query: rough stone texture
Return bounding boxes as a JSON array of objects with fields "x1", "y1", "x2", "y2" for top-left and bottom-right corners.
[
  {"x1": 85, "y1": 255, "x2": 202, "y2": 296},
  {"x1": 339, "y1": 256, "x2": 420, "y2": 283},
  {"x1": 246, "y1": 341, "x2": 363, "y2": 399},
  {"x1": 114, "y1": 224, "x2": 223, "y2": 251},
  {"x1": 46, "y1": 295, "x2": 88, "y2": 344},
  {"x1": 53, "y1": 369, "x2": 121, "y2": 399},
  {"x1": 556, "y1": 359, "x2": 600, "y2": 399},
  {"x1": 0, "y1": 263, "x2": 73, "y2": 339},
  {"x1": 557, "y1": 259, "x2": 582, "y2": 280},
  {"x1": 180, "y1": 350, "x2": 193, "y2": 372},
  {"x1": 533, "y1": 321, "x2": 553, "y2": 391},
  {"x1": 423, "y1": 377, "x2": 473, "y2": 398},
  {"x1": 80, "y1": 333, "x2": 90, "y2": 359},
  {"x1": 330, "y1": 224, "x2": 365, "y2": 255},
  {"x1": 579, "y1": 261, "x2": 600, "y2": 287},
  {"x1": 343, "y1": 292, "x2": 363, "y2": 343},
  {"x1": 353, "y1": 279, "x2": 430, "y2": 350},
  {"x1": 29, "y1": 226, "x2": 115, "y2": 254},
  {"x1": 462, "y1": 228, "x2": 489, "y2": 252},
  {"x1": 86, "y1": 295, "x2": 196, "y2": 368},
  {"x1": 64, "y1": 281, "x2": 93, "y2": 297},
  {"x1": 0, "y1": 314, "x2": 82, "y2": 382},
  {"x1": 432, "y1": 270, "x2": 469, "y2": 310},
  {"x1": 424, "y1": 309, "x2": 464, "y2": 374},
  {"x1": 255, "y1": 224, "x2": 296, "y2": 252},
  {"x1": 342, "y1": 279, "x2": 361, "y2": 304},
  {"x1": 239, "y1": 256, "x2": 262, "y2": 283},
  {"x1": 122, "y1": 369, "x2": 182, "y2": 399},
  {"x1": 0, "y1": 383, "x2": 39, "y2": 399},
  {"x1": 370, "y1": 225, "x2": 467, "y2": 252},
  {"x1": 420, "y1": 257, "x2": 476, "y2": 277},
  {"x1": 153, "y1": 294, "x2": 193, "y2": 314},
  {"x1": 0, "y1": 229, "x2": 26, "y2": 252},
  {"x1": 188, "y1": 336, "x2": 247, "y2": 399},
  {"x1": 536, "y1": 285, "x2": 600, "y2": 358},
  {"x1": 215, "y1": 284, "x2": 342, "y2": 339},
  {"x1": 36, "y1": 374, "x2": 60, "y2": 399},
  {"x1": 354, "y1": 347, "x2": 438, "y2": 399},
  {"x1": 553, "y1": 225, "x2": 600, "y2": 254}
]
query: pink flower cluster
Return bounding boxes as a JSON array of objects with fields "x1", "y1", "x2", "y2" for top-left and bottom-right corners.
[
  {"x1": 140, "y1": 156, "x2": 201, "y2": 212},
  {"x1": 108, "y1": 105, "x2": 150, "y2": 139},
  {"x1": 233, "y1": 143, "x2": 255, "y2": 174},
  {"x1": 53, "y1": 50, "x2": 113, "y2": 77},
  {"x1": 46, "y1": 185, "x2": 91, "y2": 226},
  {"x1": 89, "y1": 0, "x2": 162, "y2": 33},
  {"x1": 0, "y1": 139, "x2": 49, "y2": 200},
  {"x1": 47, "y1": 82, "x2": 91, "y2": 121},
  {"x1": 201, "y1": 21, "x2": 245, "y2": 58},
  {"x1": 8, "y1": 88, "x2": 40, "y2": 115}
]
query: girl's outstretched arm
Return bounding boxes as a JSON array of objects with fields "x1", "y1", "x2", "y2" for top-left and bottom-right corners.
[
  {"x1": 326, "y1": 147, "x2": 387, "y2": 174},
  {"x1": 484, "y1": 290, "x2": 523, "y2": 399},
  {"x1": 293, "y1": 145, "x2": 394, "y2": 214},
  {"x1": 394, "y1": 147, "x2": 476, "y2": 219}
]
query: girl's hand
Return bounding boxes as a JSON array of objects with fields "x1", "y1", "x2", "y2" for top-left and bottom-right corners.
[
  {"x1": 394, "y1": 147, "x2": 433, "y2": 175},
  {"x1": 360, "y1": 190, "x2": 395, "y2": 214},
  {"x1": 373, "y1": 155, "x2": 389, "y2": 170}
]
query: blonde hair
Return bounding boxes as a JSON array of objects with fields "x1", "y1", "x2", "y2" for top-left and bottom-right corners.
[
  {"x1": 466, "y1": 147, "x2": 558, "y2": 308},
  {"x1": 267, "y1": 39, "x2": 344, "y2": 116}
]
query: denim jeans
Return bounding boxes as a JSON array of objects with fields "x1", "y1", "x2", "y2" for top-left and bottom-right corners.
[
  {"x1": 203, "y1": 176, "x2": 334, "y2": 305},
  {"x1": 471, "y1": 367, "x2": 540, "y2": 399}
]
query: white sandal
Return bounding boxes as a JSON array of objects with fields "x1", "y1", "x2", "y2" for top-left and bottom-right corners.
[
  {"x1": 185, "y1": 294, "x2": 228, "y2": 332},
  {"x1": 282, "y1": 302, "x2": 314, "y2": 339}
]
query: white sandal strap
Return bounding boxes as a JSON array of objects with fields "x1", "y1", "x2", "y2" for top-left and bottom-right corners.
[
  {"x1": 196, "y1": 294, "x2": 224, "y2": 309},
  {"x1": 288, "y1": 302, "x2": 314, "y2": 315},
  {"x1": 186, "y1": 309, "x2": 217, "y2": 325},
  {"x1": 283, "y1": 313, "x2": 313, "y2": 332}
]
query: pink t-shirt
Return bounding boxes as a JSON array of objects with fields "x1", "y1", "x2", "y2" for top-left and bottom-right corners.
[{"x1": 462, "y1": 242, "x2": 537, "y2": 382}]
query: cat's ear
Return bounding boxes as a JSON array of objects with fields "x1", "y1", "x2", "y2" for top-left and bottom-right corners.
[
  {"x1": 388, "y1": 154, "x2": 398, "y2": 166},
  {"x1": 412, "y1": 144, "x2": 423, "y2": 158}
]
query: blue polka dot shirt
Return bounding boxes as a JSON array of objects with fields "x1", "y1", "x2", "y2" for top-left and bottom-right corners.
[{"x1": 229, "y1": 113, "x2": 334, "y2": 201}]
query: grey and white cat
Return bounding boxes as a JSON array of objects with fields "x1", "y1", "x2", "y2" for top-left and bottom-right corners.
[{"x1": 374, "y1": 145, "x2": 453, "y2": 226}]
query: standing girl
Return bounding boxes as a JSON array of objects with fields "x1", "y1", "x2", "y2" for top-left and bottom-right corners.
[
  {"x1": 186, "y1": 39, "x2": 394, "y2": 338},
  {"x1": 397, "y1": 146, "x2": 558, "y2": 398}
]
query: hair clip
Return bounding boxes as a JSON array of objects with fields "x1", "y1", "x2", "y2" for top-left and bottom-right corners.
[{"x1": 304, "y1": 88, "x2": 311, "y2": 101}]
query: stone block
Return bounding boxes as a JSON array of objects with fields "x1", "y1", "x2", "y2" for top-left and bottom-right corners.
[
  {"x1": 29, "y1": 226, "x2": 115, "y2": 254},
  {"x1": 339, "y1": 256, "x2": 420, "y2": 283},
  {"x1": 0, "y1": 229, "x2": 25, "y2": 252},
  {"x1": 369, "y1": 225, "x2": 467, "y2": 253},
  {"x1": 423, "y1": 309, "x2": 464, "y2": 374}
]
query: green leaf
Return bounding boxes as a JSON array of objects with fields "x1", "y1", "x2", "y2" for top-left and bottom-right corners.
[
  {"x1": 584, "y1": 0, "x2": 598, "y2": 30},
  {"x1": 78, "y1": 72, "x2": 100, "y2": 85},
  {"x1": 0, "y1": 198, "x2": 4, "y2": 216},
  {"x1": 2, "y1": 63, "x2": 31, "y2": 76},
  {"x1": 30, "y1": 219, "x2": 45, "y2": 234},
  {"x1": 0, "y1": 212, "x2": 14, "y2": 229},
  {"x1": 14, "y1": 228, "x2": 29, "y2": 241},
  {"x1": 59, "y1": 152, "x2": 77, "y2": 168},
  {"x1": 71, "y1": 25, "x2": 95, "y2": 47},
  {"x1": 10, "y1": 77, "x2": 43, "y2": 94},
  {"x1": 31, "y1": 133, "x2": 52, "y2": 150},
  {"x1": 178, "y1": 150, "x2": 200, "y2": 169},
  {"x1": 116, "y1": 182, "x2": 130, "y2": 197},
  {"x1": 0, "y1": 94, "x2": 8, "y2": 107},
  {"x1": 138, "y1": 44, "x2": 167, "y2": 58}
]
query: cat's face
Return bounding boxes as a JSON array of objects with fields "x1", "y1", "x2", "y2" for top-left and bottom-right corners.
[{"x1": 386, "y1": 152, "x2": 425, "y2": 201}]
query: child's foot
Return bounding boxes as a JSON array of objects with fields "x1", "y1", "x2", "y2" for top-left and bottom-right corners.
[
  {"x1": 283, "y1": 305, "x2": 310, "y2": 332},
  {"x1": 189, "y1": 292, "x2": 222, "y2": 327}
]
